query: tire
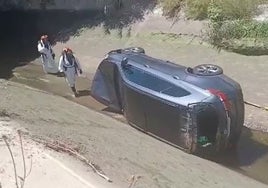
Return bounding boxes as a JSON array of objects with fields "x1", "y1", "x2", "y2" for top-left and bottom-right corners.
[
  {"x1": 193, "y1": 64, "x2": 223, "y2": 76},
  {"x1": 123, "y1": 47, "x2": 145, "y2": 54},
  {"x1": 227, "y1": 128, "x2": 242, "y2": 151}
]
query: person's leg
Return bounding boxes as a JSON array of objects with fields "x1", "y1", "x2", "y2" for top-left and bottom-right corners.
[
  {"x1": 66, "y1": 69, "x2": 78, "y2": 97},
  {"x1": 42, "y1": 64, "x2": 48, "y2": 74},
  {"x1": 71, "y1": 85, "x2": 78, "y2": 97},
  {"x1": 47, "y1": 56, "x2": 59, "y2": 74},
  {"x1": 42, "y1": 59, "x2": 48, "y2": 74}
]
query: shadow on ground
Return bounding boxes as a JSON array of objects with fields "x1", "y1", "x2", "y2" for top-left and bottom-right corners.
[
  {"x1": 196, "y1": 126, "x2": 268, "y2": 184},
  {"x1": 0, "y1": 0, "x2": 157, "y2": 79},
  {"x1": 77, "y1": 90, "x2": 91, "y2": 97}
]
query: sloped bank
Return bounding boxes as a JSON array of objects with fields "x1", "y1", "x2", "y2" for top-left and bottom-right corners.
[
  {"x1": 219, "y1": 37, "x2": 268, "y2": 56},
  {"x1": 1, "y1": 79, "x2": 268, "y2": 188}
]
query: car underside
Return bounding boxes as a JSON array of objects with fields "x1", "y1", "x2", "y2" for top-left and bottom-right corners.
[{"x1": 91, "y1": 47, "x2": 244, "y2": 154}]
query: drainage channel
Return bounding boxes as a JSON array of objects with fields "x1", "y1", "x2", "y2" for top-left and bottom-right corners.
[{"x1": 5, "y1": 63, "x2": 268, "y2": 185}]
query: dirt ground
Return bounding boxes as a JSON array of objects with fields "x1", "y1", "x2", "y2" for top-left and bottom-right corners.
[
  {"x1": 0, "y1": 117, "x2": 116, "y2": 188},
  {"x1": 1, "y1": 79, "x2": 268, "y2": 188},
  {"x1": 1, "y1": 8, "x2": 268, "y2": 188},
  {"x1": 8, "y1": 53, "x2": 268, "y2": 186}
]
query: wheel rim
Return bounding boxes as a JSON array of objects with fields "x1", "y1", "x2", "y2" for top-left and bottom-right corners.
[
  {"x1": 196, "y1": 65, "x2": 220, "y2": 74},
  {"x1": 124, "y1": 47, "x2": 144, "y2": 53}
]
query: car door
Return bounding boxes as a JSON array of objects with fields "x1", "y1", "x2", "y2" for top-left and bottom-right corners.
[
  {"x1": 120, "y1": 64, "x2": 147, "y2": 131},
  {"x1": 142, "y1": 73, "x2": 191, "y2": 147}
]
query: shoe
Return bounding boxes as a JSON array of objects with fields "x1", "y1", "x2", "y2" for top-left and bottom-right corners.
[
  {"x1": 74, "y1": 92, "x2": 79, "y2": 97},
  {"x1": 71, "y1": 93, "x2": 78, "y2": 98}
]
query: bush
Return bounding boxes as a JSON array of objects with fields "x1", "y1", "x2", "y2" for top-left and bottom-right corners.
[
  {"x1": 207, "y1": 1, "x2": 268, "y2": 54},
  {"x1": 213, "y1": 0, "x2": 259, "y2": 20},
  {"x1": 206, "y1": 2, "x2": 225, "y2": 46},
  {"x1": 208, "y1": 20, "x2": 268, "y2": 42},
  {"x1": 159, "y1": 0, "x2": 185, "y2": 18},
  {"x1": 207, "y1": 1, "x2": 268, "y2": 41},
  {"x1": 160, "y1": 0, "x2": 268, "y2": 55},
  {"x1": 225, "y1": 20, "x2": 268, "y2": 38},
  {"x1": 185, "y1": 0, "x2": 211, "y2": 20},
  {"x1": 225, "y1": 38, "x2": 268, "y2": 55},
  {"x1": 161, "y1": 0, "x2": 261, "y2": 20}
]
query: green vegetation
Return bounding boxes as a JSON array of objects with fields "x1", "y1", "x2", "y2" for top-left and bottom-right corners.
[
  {"x1": 185, "y1": 0, "x2": 211, "y2": 20},
  {"x1": 160, "y1": 0, "x2": 268, "y2": 55},
  {"x1": 210, "y1": 0, "x2": 258, "y2": 20},
  {"x1": 160, "y1": 0, "x2": 263, "y2": 21},
  {"x1": 207, "y1": 19, "x2": 268, "y2": 43},
  {"x1": 207, "y1": 1, "x2": 268, "y2": 54},
  {"x1": 160, "y1": 0, "x2": 185, "y2": 18}
]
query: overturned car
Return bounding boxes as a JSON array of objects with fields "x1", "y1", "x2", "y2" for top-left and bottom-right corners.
[{"x1": 91, "y1": 47, "x2": 244, "y2": 154}]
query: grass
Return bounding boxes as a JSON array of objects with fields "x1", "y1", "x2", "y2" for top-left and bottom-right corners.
[
  {"x1": 160, "y1": 0, "x2": 268, "y2": 55},
  {"x1": 206, "y1": 2, "x2": 268, "y2": 54},
  {"x1": 214, "y1": 0, "x2": 259, "y2": 20},
  {"x1": 223, "y1": 20, "x2": 268, "y2": 39},
  {"x1": 161, "y1": 0, "x2": 262, "y2": 20},
  {"x1": 185, "y1": 0, "x2": 211, "y2": 20},
  {"x1": 159, "y1": 0, "x2": 185, "y2": 18}
]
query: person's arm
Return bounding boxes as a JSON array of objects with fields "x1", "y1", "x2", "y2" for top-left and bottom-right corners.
[
  {"x1": 74, "y1": 56, "x2": 83, "y2": 74},
  {"x1": 49, "y1": 43, "x2": 55, "y2": 59},
  {"x1": 58, "y1": 56, "x2": 64, "y2": 72},
  {"x1": 37, "y1": 43, "x2": 48, "y2": 54}
]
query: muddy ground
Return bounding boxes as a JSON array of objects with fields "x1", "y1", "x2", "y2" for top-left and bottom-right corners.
[
  {"x1": 5, "y1": 31, "x2": 268, "y2": 185},
  {"x1": 7, "y1": 55, "x2": 268, "y2": 186},
  {"x1": 1, "y1": 8, "x2": 268, "y2": 187},
  {"x1": 0, "y1": 118, "x2": 116, "y2": 188},
  {"x1": 1, "y1": 79, "x2": 268, "y2": 188}
]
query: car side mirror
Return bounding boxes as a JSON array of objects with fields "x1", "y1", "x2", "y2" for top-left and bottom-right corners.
[{"x1": 121, "y1": 57, "x2": 128, "y2": 68}]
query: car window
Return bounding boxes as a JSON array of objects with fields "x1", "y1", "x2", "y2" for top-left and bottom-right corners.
[
  {"x1": 122, "y1": 65, "x2": 144, "y2": 85},
  {"x1": 122, "y1": 65, "x2": 190, "y2": 97},
  {"x1": 142, "y1": 72, "x2": 172, "y2": 91},
  {"x1": 161, "y1": 86, "x2": 190, "y2": 97},
  {"x1": 99, "y1": 60, "x2": 115, "y2": 84}
]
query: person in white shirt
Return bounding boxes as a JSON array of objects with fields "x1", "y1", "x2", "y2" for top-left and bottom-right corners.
[
  {"x1": 37, "y1": 35, "x2": 58, "y2": 74},
  {"x1": 58, "y1": 47, "x2": 83, "y2": 97}
]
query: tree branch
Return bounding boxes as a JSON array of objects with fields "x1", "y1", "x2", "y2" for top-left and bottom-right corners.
[{"x1": 2, "y1": 135, "x2": 19, "y2": 188}]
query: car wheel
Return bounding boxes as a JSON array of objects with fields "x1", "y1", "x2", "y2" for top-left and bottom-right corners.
[
  {"x1": 193, "y1": 64, "x2": 223, "y2": 76},
  {"x1": 124, "y1": 47, "x2": 145, "y2": 54}
]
